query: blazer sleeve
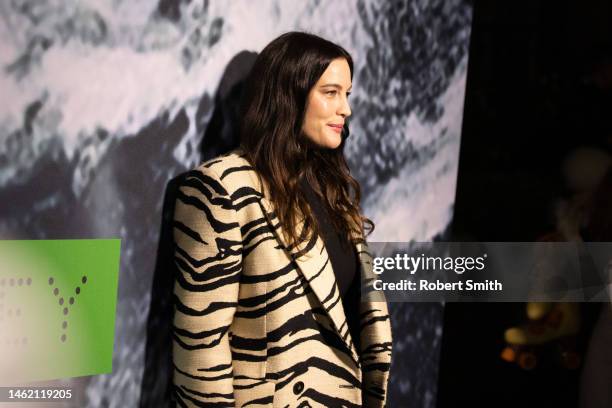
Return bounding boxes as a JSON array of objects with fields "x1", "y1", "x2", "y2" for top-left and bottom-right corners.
[
  {"x1": 359, "y1": 244, "x2": 393, "y2": 408},
  {"x1": 172, "y1": 167, "x2": 242, "y2": 407},
  {"x1": 361, "y1": 304, "x2": 393, "y2": 408}
]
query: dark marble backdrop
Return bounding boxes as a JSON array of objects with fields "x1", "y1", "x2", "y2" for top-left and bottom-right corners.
[{"x1": 0, "y1": 1, "x2": 472, "y2": 406}]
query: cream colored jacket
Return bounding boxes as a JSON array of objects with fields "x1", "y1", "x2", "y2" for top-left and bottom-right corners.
[{"x1": 172, "y1": 150, "x2": 393, "y2": 407}]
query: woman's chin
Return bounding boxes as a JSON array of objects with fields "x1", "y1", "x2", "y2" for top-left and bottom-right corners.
[
  {"x1": 324, "y1": 134, "x2": 343, "y2": 149},
  {"x1": 305, "y1": 131, "x2": 342, "y2": 149}
]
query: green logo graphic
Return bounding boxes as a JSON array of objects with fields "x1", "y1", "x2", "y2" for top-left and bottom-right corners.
[{"x1": 0, "y1": 239, "x2": 121, "y2": 383}]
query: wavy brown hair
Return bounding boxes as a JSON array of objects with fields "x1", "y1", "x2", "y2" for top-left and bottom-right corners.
[{"x1": 239, "y1": 31, "x2": 374, "y2": 248}]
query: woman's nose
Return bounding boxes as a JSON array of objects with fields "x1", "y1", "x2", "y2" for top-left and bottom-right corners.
[{"x1": 338, "y1": 97, "x2": 351, "y2": 118}]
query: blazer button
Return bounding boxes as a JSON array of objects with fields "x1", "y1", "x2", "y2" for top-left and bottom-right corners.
[{"x1": 293, "y1": 381, "x2": 304, "y2": 395}]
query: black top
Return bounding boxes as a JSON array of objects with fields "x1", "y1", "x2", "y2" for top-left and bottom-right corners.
[{"x1": 300, "y1": 180, "x2": 362, "y2": 354}]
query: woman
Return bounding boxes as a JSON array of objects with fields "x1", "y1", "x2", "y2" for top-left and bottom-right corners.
[{"x1": 172, "y1": 32, "x2": 393, "y2": 407}]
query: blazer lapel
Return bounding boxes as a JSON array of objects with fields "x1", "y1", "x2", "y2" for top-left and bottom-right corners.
[
  {"x1": 242, "y1": 166, "x2": 360, "y2": 365},
  {"x1": 257, "y1": 194, "x2": 362, "y2": 366},
  {"x1": 241, "y1": 157, "x2": 393, "y2": 370}
]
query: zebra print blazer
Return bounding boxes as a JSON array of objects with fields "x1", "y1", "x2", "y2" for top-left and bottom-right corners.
[{"x1": 172, "y1": 149, "x2": 393, "y2": 407}]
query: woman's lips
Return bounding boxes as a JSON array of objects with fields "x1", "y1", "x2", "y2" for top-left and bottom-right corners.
[{"x1": 327, "y1": 124, "x2": 343, "y2": 133}]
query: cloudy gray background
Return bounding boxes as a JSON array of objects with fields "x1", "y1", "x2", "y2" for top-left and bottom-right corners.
[{"x1": 0, "y1": 1, "x2": 472, "y2": 406}]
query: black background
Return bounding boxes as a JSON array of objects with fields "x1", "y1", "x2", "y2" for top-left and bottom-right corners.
[{"x1": 440, "y1": 0, "x2": 611, "y2": 407}]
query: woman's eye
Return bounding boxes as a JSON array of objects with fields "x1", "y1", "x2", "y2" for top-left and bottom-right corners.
[{"x1": 325, "y1": 90, "x2": 337, "y2": 96}]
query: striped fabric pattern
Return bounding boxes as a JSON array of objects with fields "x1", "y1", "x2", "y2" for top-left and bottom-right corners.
[{"x1": 172, "y1": 150, "x2": 393, "y2": 407}]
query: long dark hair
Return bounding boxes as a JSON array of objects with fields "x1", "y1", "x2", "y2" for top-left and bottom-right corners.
[{"x1": 239, "y1": 31, "x2": 374, "y2": 247}]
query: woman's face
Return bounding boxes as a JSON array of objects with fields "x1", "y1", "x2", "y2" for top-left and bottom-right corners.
[{"x1": 301, "y1": 58, "x2": 352, "y2": 149}]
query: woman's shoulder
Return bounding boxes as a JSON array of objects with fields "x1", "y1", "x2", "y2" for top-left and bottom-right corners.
[
  {"x1": 187, "y1": 148, "x2": 262, "y2": 192},
  {"x1": 196, "y1": 148, "x2": 250, "y2": 175}
]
